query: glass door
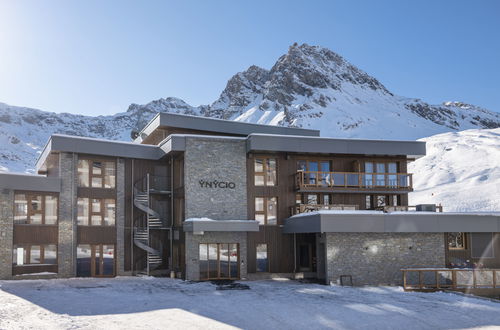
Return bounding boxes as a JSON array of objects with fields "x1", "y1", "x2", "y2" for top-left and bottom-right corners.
[
  {"x1": 77, "y1": 244, "x2": 115, "y2": 277},
  {"x1": 199, "y1": 243, "x2": 240, "y2": 280}
]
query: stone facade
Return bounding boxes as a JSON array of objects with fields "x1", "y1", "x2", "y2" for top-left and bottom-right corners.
[
  {"x1": 0, "y1": 189, "x2": 14, "y2": 279},
  {"x1": 58, "y1": 152, "x2": 77, "y2": 277},
  {"x1": 116, "y1": 158, "x2": 127, "y2": 275},
  {"x1": 324, "y1": 232, "x2": 445, "y2": 286},
  {"x1": 185, "y1": 231, "x2": 248, "y2": 281},
  {"x1": 184, "y1": 137, "x2": 248, "y2": 220},
  {"x1": 183, "y1": 137, "x2": 250, "y2": 281}
]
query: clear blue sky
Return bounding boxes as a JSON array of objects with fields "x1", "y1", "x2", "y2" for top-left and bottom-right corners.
[{"x1": 0, "y1": 0, "x2": 499, "y2": 116}]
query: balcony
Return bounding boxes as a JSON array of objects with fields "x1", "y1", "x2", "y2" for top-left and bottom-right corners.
[
  {"x1": 290, "y1": 203, "x2": 359, "y2": 216},
  {"x1": 295, "y1": 171, "x2": 413, "y2": 192}
]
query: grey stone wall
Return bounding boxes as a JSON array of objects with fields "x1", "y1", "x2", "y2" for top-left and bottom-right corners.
[
  {"x1": 185, "y1": 231, "x2": 248, "y2": 281},
  {"x1": 116, "y1": 158, "x2": 126, "y2": 275},
  {"x1": 325, "y1": 233, "x2": 445, "y2": 286},
  {"x1": 58, "y1": 152, "x2": 77, "y2": 277},
  {"x1": 184, "y1": 137, "x2": 248, "y2": 220},
  {"x1": 0, "y1": 189, "x2": 14, "y2": 279}
]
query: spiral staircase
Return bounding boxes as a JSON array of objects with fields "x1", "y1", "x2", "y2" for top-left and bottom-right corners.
[{"x1": 133, "y1": 173, "x2": 171, "y2": 275}]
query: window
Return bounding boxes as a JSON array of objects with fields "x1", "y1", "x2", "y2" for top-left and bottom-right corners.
[
  {"x1": 13, "y1": 244, "x2": 57, "y2": 265},
  {"x1": 199, "y1": 243, "x2": 239, "y2": 280},
  {"x1": 297, "y1": 160, "x2": 332, "y2": 186},
  {"x1": 448, "y1": 233, "x2": 466, "y2": 250},
  {"x1": 255, "y1": 197, "x2": 277, "y2": 225},
  {"x1": 254, "y1": 158, "x2": 277, "y2": 186},
  {"x1": 365, "y1": 195, "x2": 373, "y2": 210},
  {"x1": 256, "y1": 244, "x2": 268, "y2": 272},
  {"x1": 77, "y1": 198, "x2": 115, "y2": 226},
  {"x1": 78, "y1": 159, "x2": 116, "y2": 188},
  {"x1": 376, "y1": 195, "x2": 387, "y2": 207},
  {"x1": 77, "y1": 244, "x2": 115, "y2": 277},
  {"x1": 14, "y1": 193, "x2": 58, "y2": 225},
  {"x1": 471, "y1": 233, "x2": 494, "y2": 258}
]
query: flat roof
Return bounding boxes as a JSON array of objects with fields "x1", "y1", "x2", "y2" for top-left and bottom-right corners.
[
  {"x1": 135, "y1": 112, "x2": 320, "y2": 142},
  {"x1": 0, "y1": 173, "x2": 61, "y2": 192},
  {"x1": 36, "y1": 134, "x2": 163, "y2": 172},
  {"x1": 283, "y1": 210, "x2": 500, "y2": 233},
  {"x1": 247, "y1": 134, "x2": 426, "y2": 158}
]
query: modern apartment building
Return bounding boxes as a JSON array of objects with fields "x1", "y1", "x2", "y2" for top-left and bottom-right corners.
[{"x1": 1, "y1": 112, "x2": 499, "y2": 285}]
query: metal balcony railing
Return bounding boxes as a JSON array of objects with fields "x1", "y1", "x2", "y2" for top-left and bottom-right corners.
[{"x1": 295, "y1": 171, "x2": 413, "y2": 190}]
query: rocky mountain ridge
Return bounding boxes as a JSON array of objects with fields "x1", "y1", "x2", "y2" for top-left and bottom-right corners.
[{"x1": 1, "y1": 43, "x2": 499, "y2": 173}]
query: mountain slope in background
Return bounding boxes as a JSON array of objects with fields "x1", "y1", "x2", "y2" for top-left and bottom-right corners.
[
  {"x1": 409, "y1": 128, "x2": 500, "y2": 212},
  {"x1": 0, "y1": 43, "x2": 499, "y2": 211}
]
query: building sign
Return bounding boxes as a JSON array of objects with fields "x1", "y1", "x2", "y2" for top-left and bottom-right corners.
[{"x1": 199, "y1": 179, "x2": 236, "y2": 189}]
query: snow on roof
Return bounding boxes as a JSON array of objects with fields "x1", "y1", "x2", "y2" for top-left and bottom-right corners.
[
  {"x1": 184, "y1": 217, "x2": 258, "y2": 222},
  {"x1": 290, "y1": 210, "x2": 500, "y2": 218}
]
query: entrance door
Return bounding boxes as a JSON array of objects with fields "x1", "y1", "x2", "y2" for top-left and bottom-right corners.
[
  {"x1": 77, "y1": 244, "x2": 115, "y2": 277},
  {"x1": 199, "y1": 243, "x2": 239, "y2": 280},
  {"x1": 298, "y1": 243, "x2": 313, "y2": 272}
]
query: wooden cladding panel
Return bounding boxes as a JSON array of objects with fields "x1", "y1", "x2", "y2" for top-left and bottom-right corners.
[
  {"x1": 77, "y1": 187, "x2": 116, "y2": 199},
  {"x1": 12, "y1": 265, "x2": 58, "y2": 276},
  {"x1": 13, "y1": 225, "x2": 58, "y2": 244},
  {"x1": 247, "y1": 226, "x2": 294, "y2": 273},
  {"x1": 77, "y1": 226, "x2": 116, "y2": 245}
]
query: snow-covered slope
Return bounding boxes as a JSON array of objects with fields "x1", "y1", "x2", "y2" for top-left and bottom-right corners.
[{"x1": 409, "y1": 128, "x2": 500, "y2": 212}]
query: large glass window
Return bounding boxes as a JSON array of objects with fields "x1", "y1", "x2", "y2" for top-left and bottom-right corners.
[
  {"x1": 199, "y1": 243, "x2": 239, "y2": 280},
  {"x1": 471, "y1": 233, "x2": 494, "y2": 258},
  {"x1": 255, "y1": 197, "x2": 277, "y2": 225},
  {"x1": 12, "y1": 244, "x2": 57, "y2": 265},
  {"x1": 256, "y1": 244, "x2": 268, "y2": 272},
  {"x1": 14, "y1": 193, "x2": 58, "y2": 225},
  {"x1": 78, "y1": 198, "x2": 115, "y2": 226},
  {"x1": 254, "y1": 158, "x2": 277, "y2": 186},
  {"x1": 297, "y1": 160, "x2": 332, "y2": 186},
  {"x1": 77, "y1": 244, "x2": 115, "y2": 277},
  {"x1": 78, "y1": 159, "x2": 116, "y2": 188}
]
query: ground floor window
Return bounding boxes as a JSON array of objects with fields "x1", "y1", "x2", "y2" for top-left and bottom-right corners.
[
  {"x1": 199, "y1": 243, "x2": 239, "y2": 280},
  {"x1": 256, "y1": 244, "x2": 268, "y2": 272},
  {"x1": 470, "y1": 233, "x2": 494, "y2": 259},
  {"x1": 448, "y1": 233, "x2": 466, "y2": 250},
  {"x1": 77, "y1": 244, "x2": 115, "y2": 277},
  {"x1": 13, "y1": 244, "x2": 57, "y2": 266}
]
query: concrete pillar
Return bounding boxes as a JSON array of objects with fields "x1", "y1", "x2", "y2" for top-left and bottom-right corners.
[
  {"x1": 116, "y1": 158, "x2": 126, "y2": 275},
  {"x1": 58, "y1": 152, "x2": 77, "y2": 277},
  {"x1": 0, "y1": 189, "x2": 14, "y2": 279}
]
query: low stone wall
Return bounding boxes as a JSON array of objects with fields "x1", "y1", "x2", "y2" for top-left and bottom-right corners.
[
  {"x1": 185, "y1": 231, "x2": 248, "y2": 281},
  {"x1": 0, "y1": 189, "x2": 14, "y2": 280},
  {"x1": 325, "y1": 232, "x2": 445, "y2": 286}
]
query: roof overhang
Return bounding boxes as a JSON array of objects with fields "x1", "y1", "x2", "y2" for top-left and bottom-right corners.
[
  {"x1": 0, "y1": 173, "x2": 61, "y2": 192},
  {"x1": 283, "y1": 211, "x2": 500, "y2": 233},
  {"x1": 36, "y1": 134, "x2": 165, "y2": 172},
  {"x1": 183, "y1": 219, "x2": 260, "y2": 232},
  {"x1": 247, "y1": 134, "x2": 426, "y2": 158},
  {"x1": 135, "y1": 112, "x2": 320, "y2": 143}
]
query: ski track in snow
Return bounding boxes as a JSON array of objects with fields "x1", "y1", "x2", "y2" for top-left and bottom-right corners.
[{"x1": 0, "y1": 277, "x2": 499, "y2": 330}]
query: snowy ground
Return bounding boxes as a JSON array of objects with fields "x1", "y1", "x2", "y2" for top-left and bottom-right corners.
[{"x1": 0, "y1": 277, "x2": 499, "y2": 330}]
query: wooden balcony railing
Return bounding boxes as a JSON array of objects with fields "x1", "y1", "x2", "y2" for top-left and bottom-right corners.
[
  {"x1": 402, "y1": 268, "x2": 500, "y2": 291},
  {"x1": 290, "y1": 203, "x2": 359, "y2": 216},
  {"x1": 380, "y1": 205, "x2": 443, "y2": 213},
  {"x1": 295, "y1": 171, "x2": 413, "y2": 190}
]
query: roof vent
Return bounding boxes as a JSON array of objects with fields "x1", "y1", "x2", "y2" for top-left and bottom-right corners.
[{"x1": 416, "y1": 204, "x2": 437, "y2": 212}]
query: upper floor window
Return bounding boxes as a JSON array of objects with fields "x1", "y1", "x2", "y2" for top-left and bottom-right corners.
[
  {"x1": 297, "y1": 160, "x2": 332, "y2": 186},
  {"x1": 78, "y1": 159, "x2": 116, "y2": 189},
  {"x1": 255, "y1": 197, "x2": 277, "y2": 225},
  {"x1": 14, "y1": 193, "x2": 58, "y2": 225},
  {"x1": 77, "y1": 197, "x2": 116, "y2": 226},
  {"x1": 364, "y1": 162, "x2": 399, "y2": 187},
  {"x1": 254, "y1": 158, "x2": 277, "y2": 186}
]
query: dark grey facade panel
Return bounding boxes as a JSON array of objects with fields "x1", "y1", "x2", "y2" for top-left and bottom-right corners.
[
  {"x1": 183, "y1": 220, "x2": 260, "y2": 232},
  {"x1": 247, "y1": 134, "x2": 426, "y2": 157},
  {"x1": 283, "y1": 212, "x2": 500, "y2": 233},
  {"x1": 0, "y1": 173, "x2": 61, "y2": 192},
  {"x1": 139, "y1": 112, "x2": 320, "y2": 140}
]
